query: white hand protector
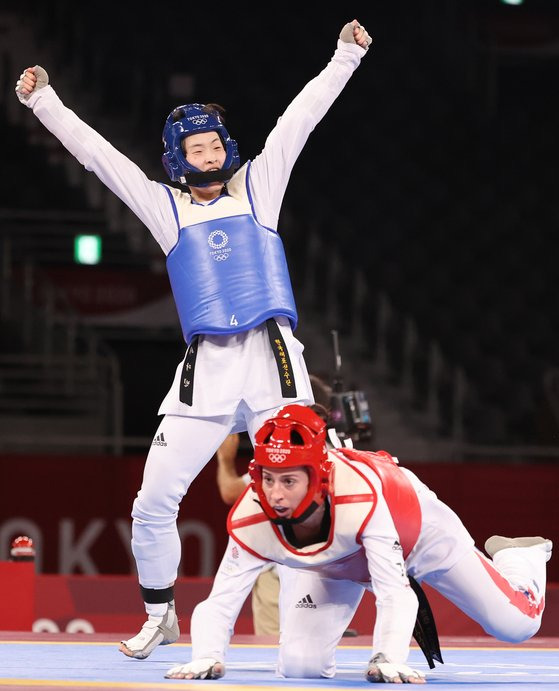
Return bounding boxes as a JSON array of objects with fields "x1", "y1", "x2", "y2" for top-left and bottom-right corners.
[
  {"x1": 366, "y1": 653, "x2": 426, "y2": 684},
  {"x1": 15, "y1": 65, "x2": 49, "y2": 104},
  {"x1": 165, "y1": 658, "x2": 225, "y2": 680},
  {"x1": 339, "y1": 22, "x2": 372, "y2": 49}
]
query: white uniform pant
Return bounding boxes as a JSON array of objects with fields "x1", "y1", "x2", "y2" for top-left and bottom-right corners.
[
  {"x1": 131, "y1": 408, "x2": 275, "y2": 591},
  {"x1": 276, "y1": 544, "x2": 548, "y2": 678}
]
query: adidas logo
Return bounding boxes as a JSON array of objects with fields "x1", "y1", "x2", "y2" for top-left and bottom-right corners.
[
  {"x1": 152, "y1": 433, "x2": 167, "y2": 447},
  {"x1": 295, "y1": 594, "x2": 316, "y2": 609}
]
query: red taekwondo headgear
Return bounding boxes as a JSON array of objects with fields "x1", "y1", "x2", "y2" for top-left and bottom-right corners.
[{"x1": 250, "y1": 404, "x2": 334, "y2": 524}]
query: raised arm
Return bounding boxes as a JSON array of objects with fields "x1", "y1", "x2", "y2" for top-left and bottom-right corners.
[{"x1": 15, "y1": 66, "x2": 178, "y2": 254}]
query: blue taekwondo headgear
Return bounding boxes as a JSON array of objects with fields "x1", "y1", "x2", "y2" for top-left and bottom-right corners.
[{"x1": 162, "y1": 103, "x2": 240, "y2": 187}]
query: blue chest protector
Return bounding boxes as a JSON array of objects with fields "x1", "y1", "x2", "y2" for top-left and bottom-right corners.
[{"x1": 166, "y1": 214, "x2": 298, "y2": 344}]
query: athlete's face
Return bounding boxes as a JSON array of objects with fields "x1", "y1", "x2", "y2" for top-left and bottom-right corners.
[
  {"x1": 183, "y1": 131, "x2": 226, "y2": 171},
  {"x1": 182, "y1": 131, "x2": 227, "y2": 200},
  {"x1": 261, "y1": 466, "x2": 309, "y2": 519}
]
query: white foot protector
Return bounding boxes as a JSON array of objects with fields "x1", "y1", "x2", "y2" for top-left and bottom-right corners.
[
  {"x1": 485, "y1": 535, "x2": 552, "y2": 561},
  {"x1": 119, "y1": 601, "x2": 179, "y2": 660}
]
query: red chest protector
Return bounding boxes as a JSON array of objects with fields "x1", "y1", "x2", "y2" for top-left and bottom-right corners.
[{"x1": 334, "y1": 448, "x2": 421, "y2": 559}]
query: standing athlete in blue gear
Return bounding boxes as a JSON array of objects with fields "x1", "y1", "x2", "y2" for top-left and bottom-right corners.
[{"x1": 15, "y1": 19, "x2": 372, "y2": 659}]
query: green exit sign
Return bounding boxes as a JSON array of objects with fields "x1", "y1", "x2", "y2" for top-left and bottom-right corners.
[{"x1": 74, "y1": 234, "x2": 102, "y2": 265}]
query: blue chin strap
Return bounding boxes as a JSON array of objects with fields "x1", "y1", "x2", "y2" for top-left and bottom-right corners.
[{"x1": 162, "y1": 103, "x2": 240, "y2": 187}]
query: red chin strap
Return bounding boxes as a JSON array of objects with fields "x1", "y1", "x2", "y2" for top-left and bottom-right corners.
[{"x1": 250, "y1": 405, "x2": 333, "y2": 520}]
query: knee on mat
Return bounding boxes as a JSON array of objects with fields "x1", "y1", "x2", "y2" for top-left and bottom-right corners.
[
  {"x1": 277, "y1": 647, "x2": 333, "y2": 678},
  {"x1": 483, "y1": 615, "x2": 540, "y2": 643}
]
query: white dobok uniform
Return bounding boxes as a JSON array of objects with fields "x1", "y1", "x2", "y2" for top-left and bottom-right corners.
[
  {"x1": 189, "y1": 449, "x2": 549, "y2": 678},
  {"x1": 22, "y1": 41, "x2": 367, "y2": 589}
]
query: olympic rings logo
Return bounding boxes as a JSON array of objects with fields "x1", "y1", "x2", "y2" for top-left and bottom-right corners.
[
  {"x1": 213, "y1": 253, "x2": 229, "y2": 261},
  {"x1": 189, "y1": 115, "x2": 208, "y2": 125},
  {"x1": 208, "y1": 230, "x2": 229, "y2": 249},
  {"x1": 267, "y1": 453, "x2": 287, "y2": 463}
]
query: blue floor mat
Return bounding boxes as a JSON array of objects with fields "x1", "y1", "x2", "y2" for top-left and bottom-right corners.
[{"x1": 0, "y1": 640, "x2": 558, "y2": 690}]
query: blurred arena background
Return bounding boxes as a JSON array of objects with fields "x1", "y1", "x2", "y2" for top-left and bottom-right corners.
[{"x1": 0, "y1": 0, "x2": 558, "y2": 635}]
